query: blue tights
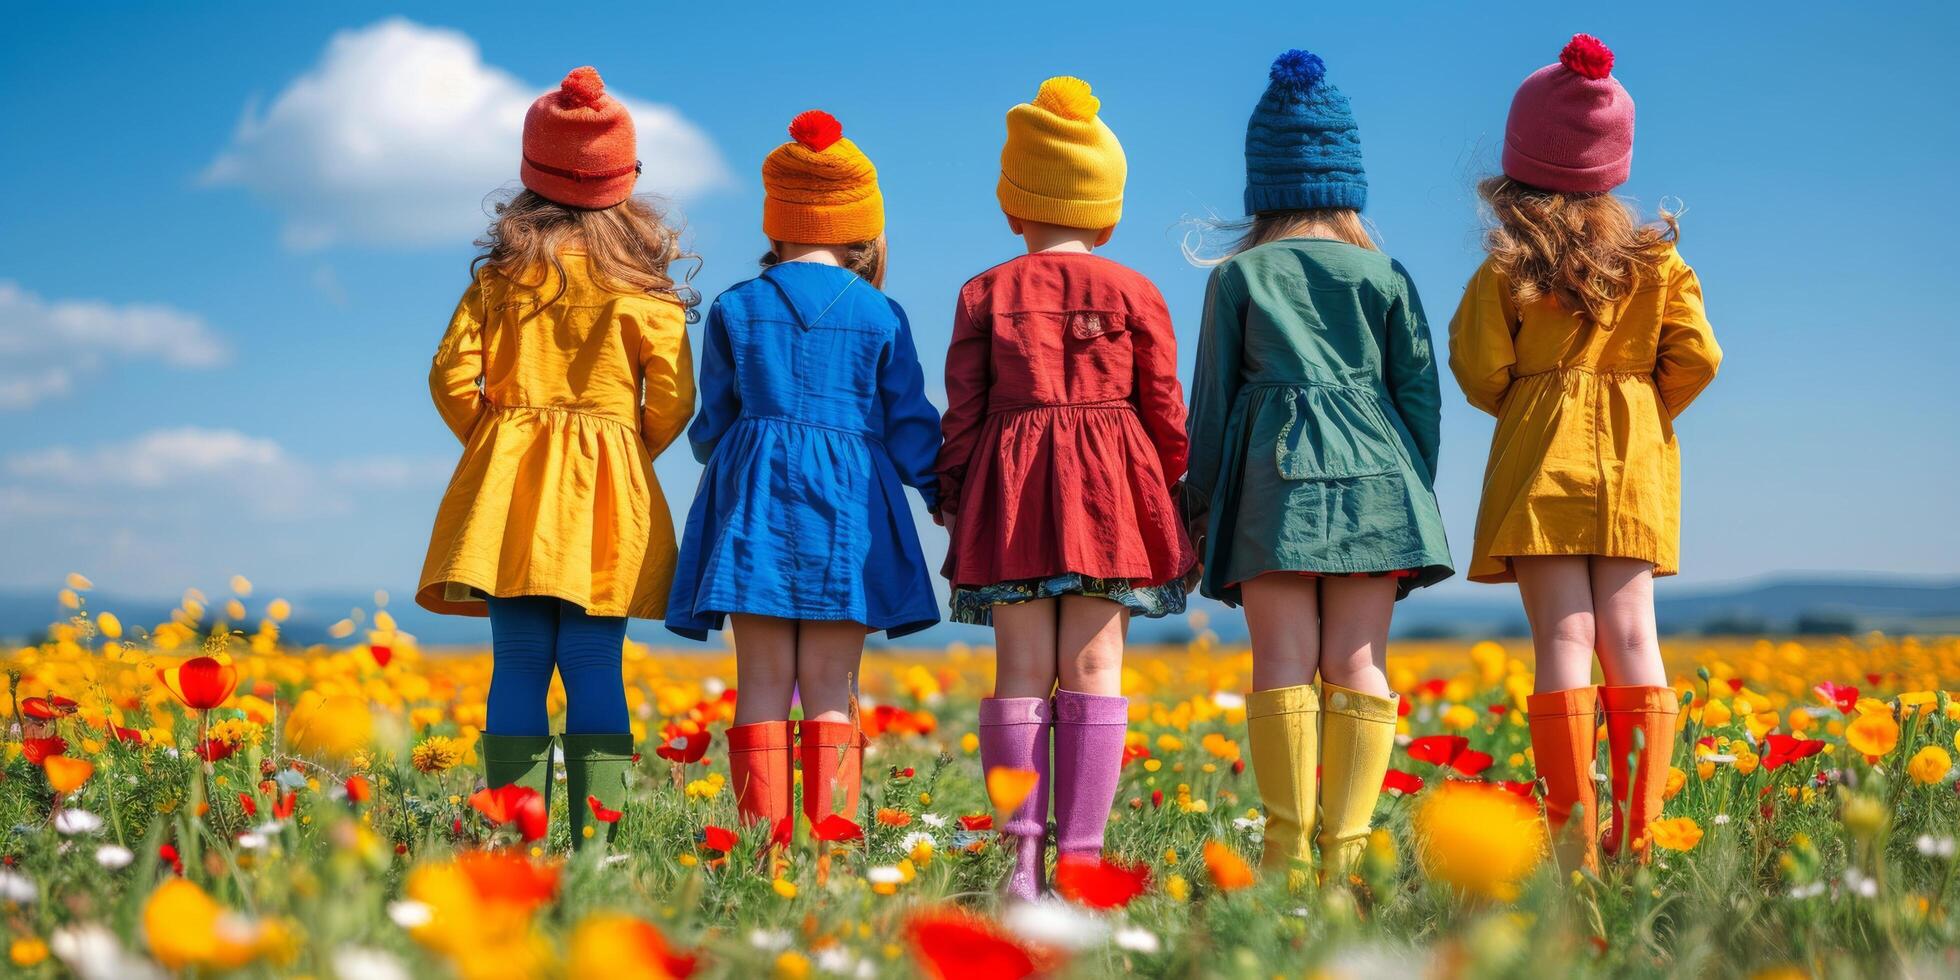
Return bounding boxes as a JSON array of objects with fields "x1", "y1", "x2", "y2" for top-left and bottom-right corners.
[{"x1": 485, "y1": 596, "x2": 629, "y2": 737}]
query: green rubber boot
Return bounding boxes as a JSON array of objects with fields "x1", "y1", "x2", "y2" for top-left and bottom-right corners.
[
  {"x1": 563, "y1": 732, "x2": 635, "y2": 850},
  {"x1": 479, "y1": 733, "x2": 556, "y2": 820}
]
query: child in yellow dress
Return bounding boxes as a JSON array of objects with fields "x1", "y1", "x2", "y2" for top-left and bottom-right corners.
[
  {"x1": 1448, "y1": 35, "x2": 1721, "y2": 872},
  {"x1": 416, "y1": 67, "x2": 696, "y2": 849}
]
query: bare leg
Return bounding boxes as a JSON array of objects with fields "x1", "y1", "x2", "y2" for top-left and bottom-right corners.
[
  {"x1": 795, "y1": 620, "x2": 868, "y2": 724},
  {"x1": 731, "y1": 614, "x2": 797, "y2": 725},
  {"x1": 1315, "y1": 577, "x2": 1397, "y2": 698},
  {"x1": 992, "y1": 599, "x2": 1060, "y2": 699},
  {"x1": 1513, "y1": 557, "x2": 1598, "y2": 693},
  {"x1": 1242, "y1": 573, "x2": 1321, "y2": 691},
  {"x1": 1056, "y1": 595, "x2": 1128, "y2": 696},
  {"x1": 1590, "y1": 557, "x2": 1667, "y2": 687}
]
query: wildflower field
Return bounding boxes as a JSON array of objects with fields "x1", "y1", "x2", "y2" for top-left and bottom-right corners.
[{"x1": 5, "y1": 577, "x2": 1960, "y2": 979}]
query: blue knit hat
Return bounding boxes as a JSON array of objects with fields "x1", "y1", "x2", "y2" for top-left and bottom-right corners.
[{"x1": 1244, "y1": 49, "x2": 1367, "y2": 214}]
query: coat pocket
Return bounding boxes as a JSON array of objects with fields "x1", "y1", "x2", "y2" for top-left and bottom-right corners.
[{"x1": 1273, "y1": 384, "x2": 1400, "y2": 481}]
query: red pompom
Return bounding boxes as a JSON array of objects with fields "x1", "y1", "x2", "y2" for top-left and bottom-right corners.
[
  {"x1": 789, "y1": 109, "x2": 844, "y2": 152},
  {"x1": 559, "y1": 66, "x2": 607, "y2": 108},
  {"x1": 1559, "y1": 33, "x2": 1614, "y2": 80}
]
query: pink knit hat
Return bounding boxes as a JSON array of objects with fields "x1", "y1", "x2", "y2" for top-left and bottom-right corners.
[
  {"x1": 521, "y1": 67, "x2": 639, "y2": 209},
  {"x1": 1502, "y1": 34, "x2": 1633, "y2": 194}
]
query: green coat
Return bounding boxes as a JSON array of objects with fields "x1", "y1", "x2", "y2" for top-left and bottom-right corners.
[{"x1": 1185, "y1": 239, "x2": 1453, "y2": 605}]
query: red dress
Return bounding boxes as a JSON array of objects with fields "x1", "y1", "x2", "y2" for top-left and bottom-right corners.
[{"x1": 937, "y1": 251, "x2": 1194, "y2": 588}]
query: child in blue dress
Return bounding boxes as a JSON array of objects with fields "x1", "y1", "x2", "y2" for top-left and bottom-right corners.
[{"x1": 668, "y1": 111, "x2": 942, "y2": 838}]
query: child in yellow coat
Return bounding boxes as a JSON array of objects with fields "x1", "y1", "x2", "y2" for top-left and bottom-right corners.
[
  {"x1": 417, "y1": 67, "x2": 696, "y2": 848},
  {"x1": 1448, "y1": 35, "x2": 1721, "y2": 873}
]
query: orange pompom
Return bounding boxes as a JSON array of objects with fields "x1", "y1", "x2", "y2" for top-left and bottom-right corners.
[
  {"x1": 789, "y1": 110, "x2": 844, "y2": 152},
  {"x1": 559, "y1": 66, "x2": 607, "y2": 108},
  {"x1": 1033, "y1": 76, "x2": 1099, "y2": 121}
]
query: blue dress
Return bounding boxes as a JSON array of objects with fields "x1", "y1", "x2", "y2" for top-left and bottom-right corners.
[{"x1": 666, "y1": 262, "x2": 943, "y2": 640}]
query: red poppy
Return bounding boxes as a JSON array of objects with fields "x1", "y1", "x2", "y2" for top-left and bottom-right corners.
[
  {"x1": 1418, "y1": 678, "x2": 1448, "y2": 697},
  {"x1": 589, "y1": 796, "x2": 624, "y2": 824},
  {"x1": 811, "y1": 814, "x2": 863, "y2": 843},
  {"x1": 771, "y1": 817, "x2": 794, "y2": 849},
  {"x1": 655, "y1": 730, "x2": 711, "y2": 765},
  {"x1": 238, "y1": 792, "x2": 258, "y2": 817},
  {"x1": 345, "y1": 775, "x2": 373, "y2": 804},
  {"x1": 905, "y1": 908, "x2": 1036, "y2": 980},
  {"x1": 112, "y1": 726, "x2": 144, "y2": 744},
  {"x1": 195, "y1": 738, "x2": 237, "y2": 762},
  {"x1": 1150, "y1": 788, "x2": 1164, "y2": 808},
  {"x1": 159, "y1": 843, "x2": 184, "y2": 875},
  {"x1": 1382, "y1": 769, "x2": 1426, "y2": 794},
  {"x1": 1498, "y1": 780, "x2": 1537, "y2": 798},
  {"x1": 1865, "y1": 673, "x2": 1883, "y2": 686},
  {"x1": 1231, "y1": 758, "x2": 1246, "y2": 775},
  {"x1": 469, "y1": 784, "x2": 548, "y2": 842},
  {"x1": 456, "y1": 850, "x2": 561, "y2": 907},
  {"x1": 370, "y1": 645, "x2": 393, "y2": 668},
  {"x1": 157, "y1": 656, "x2": 239, "y2": 710},
  {"x1": 701, "y1": 825, "x2": 737, "y2": 852},
  {"x1": 1121, "y1": 743, "x2": 1151, "y2": 765},
  {"x1": 1406, "y1": 735, "x2": 1495, "y2": 777},
  {"x1": 1724, "y1": 678, "x2": 1744, "y2": 693},
  {"x1": 20, "y1": 695, "x2": 78, "y2": 720},
  {"x1": 273, "y1": 790, "x2": 297, "y2": 820},
  {"x1": 958, "y1": 814, "x2": 993, "y2": 832},
  {"x1": 1397, "y1": 696, "x2": 1413, "y2": 718},
  {"x1": 1487, "y1": 704, "x2": 1509, "y2": 715},
  {"x1": 21, "y1": 736, "x2": 66, "y2": 764},
  {"x1": 1812, "y1": 682, "x2": 1859, "y2": 715},
  {"x1": 1762, "y1": 734, "x2": 1828, "y2": 771},
  {"x1": 1053, "y1": 855, "x2": 1150, "y2": 909}
]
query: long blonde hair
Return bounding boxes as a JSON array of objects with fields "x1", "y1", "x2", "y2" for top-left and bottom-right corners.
[
  {"x1": 1183, "y1": 208, "x2": 1378, "y2": 265},
  {"x1": 1477, "y1": 176, "x2": 1677, "y2": 324},
  {"x1": 760, "y1": 237, "x2": 888, "y2": 289},
  {"x1": 472, "y1": 190, "x2": 699, "y2": 317}
]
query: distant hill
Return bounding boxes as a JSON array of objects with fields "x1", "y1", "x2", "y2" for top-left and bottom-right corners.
[{"x1": 3, "y1": 574, "x2": 1956, "y2": 648}]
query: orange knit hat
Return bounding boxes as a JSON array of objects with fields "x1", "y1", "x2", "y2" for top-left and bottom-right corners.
[
  {"x1": 762, "y1": 111, "x2": 884, "y2": 245},
  {"x1": 521, "y1": 67, "x2": 640, "y2": 209}
]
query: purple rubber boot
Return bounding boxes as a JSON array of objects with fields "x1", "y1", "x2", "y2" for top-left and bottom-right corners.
[
  {"x1": 979, "y1": 697, "x2": 1051, "y2": 901},
  {"x1": 1051, "y1": 689, "x2": 1129, "y2": 858}
]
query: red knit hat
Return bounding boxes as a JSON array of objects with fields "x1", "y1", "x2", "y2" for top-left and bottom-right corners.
[
  {"x1": 1502, "y1": 34, "x2": 1634, "y2": 194},
  {"x1": 521, "y1": 67, "x2": 639, "y2": 209}
]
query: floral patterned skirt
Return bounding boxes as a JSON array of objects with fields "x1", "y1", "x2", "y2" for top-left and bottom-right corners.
[{"x1": 950, "y1": 573, "x2": 1187, "y2": 626}]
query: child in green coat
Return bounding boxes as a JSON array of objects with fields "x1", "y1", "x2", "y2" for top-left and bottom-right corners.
[{"x1": 1185, "y1": 50, "x2": 1452, "y2": 888}]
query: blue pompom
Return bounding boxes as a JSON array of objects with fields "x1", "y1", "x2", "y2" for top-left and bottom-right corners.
[{"x1": 1268, "y1": 49, "x2": 1326, "y2": 93}]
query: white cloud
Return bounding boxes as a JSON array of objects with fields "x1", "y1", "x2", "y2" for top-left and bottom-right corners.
[
  {"x1": 203, "y1": 18, "x2": 729, "y2": 249},
  {"x1": 0, "y1": 281, "x2": 229, "y2": 410},
  {"x1": 6, "y1": 428, "x2": 287, "y2": 488}
]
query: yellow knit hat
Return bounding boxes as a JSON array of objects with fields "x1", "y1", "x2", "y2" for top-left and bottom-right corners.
[
  {"x1": 762, "y1": 110, "x2": 884, "y2": 245},
  {"x1": 997, "y1": 76, "x2": 1126, "y2": 229}
]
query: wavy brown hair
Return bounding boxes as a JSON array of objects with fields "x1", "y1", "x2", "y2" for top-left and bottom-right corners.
[
  {"x1": 1478, "y1": 177, "x2": 1678, "y2": 324},
  {"x1": 472, "y1": 189, "x2": 699, "y2": 318},
  {"x1": 760, "y1": 237, "x2": 887, "y2": 290},
  {"x1": 1181, "y1": 208, "x2": 1378, "y2": 266}
]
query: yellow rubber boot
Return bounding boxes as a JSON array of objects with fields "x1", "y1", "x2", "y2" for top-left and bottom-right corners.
[
  {"x1": 1246, "y1": 685, "x2": 1320, "y2": 886},
  {"x1": 1316, "y1": 682, "x2": 1398, "y2": 883}
]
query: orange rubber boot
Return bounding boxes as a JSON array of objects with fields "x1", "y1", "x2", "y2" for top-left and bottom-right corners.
[
  {"x1": 727, "y1": 721, "x2": 795, "y2": 833},
  {"x1": 1526, "y1": 687, "x2": 1601, "y2": 875},
  {"x1": 799, "y1": 719, "x2": 865, "y2": 828},
  {"x1": 1600, "y1": 685, "x2": 1680, "y2": 862}
]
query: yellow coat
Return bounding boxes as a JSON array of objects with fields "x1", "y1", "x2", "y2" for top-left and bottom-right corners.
[
  {"x1": 1448, "y1": 246, "x2": 1721, "y2": 583},
  {"x1": 417, "y1": 253, "x2": 695, "y2": 618}
]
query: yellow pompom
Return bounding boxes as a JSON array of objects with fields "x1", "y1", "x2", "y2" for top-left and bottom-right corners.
[{"x1": 1033, "y1": 76, "x2": 1098, "y2": 121}]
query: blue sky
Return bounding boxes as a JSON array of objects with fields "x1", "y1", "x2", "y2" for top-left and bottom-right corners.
[{"x1": 3, "y1": 2, "x2": 1956, "y2": 637}]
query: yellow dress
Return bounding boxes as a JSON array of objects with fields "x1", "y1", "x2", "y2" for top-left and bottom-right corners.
[
  {"x1": 417, "y1": 253, "x2": 695, "y2": 618},
  {"x1": 1448, "y1": 246, "x2": 1721, "y2": 583}
]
